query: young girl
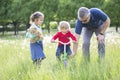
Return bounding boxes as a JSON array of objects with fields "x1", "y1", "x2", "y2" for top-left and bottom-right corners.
[
  {"x1": 51, "y1": 21, "x2": 77, "y2": 61},
  {"x1": 26, "y1": 11, "x2": 46, "y2": 66}
]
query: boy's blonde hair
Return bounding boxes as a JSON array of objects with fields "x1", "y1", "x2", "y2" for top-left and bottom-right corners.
[
  {"x1": 30, "y1": 11, "x2": 44, "y2": 22},
  {"x1": 58, "y1": 21, "x2": 70, "y2": 31}
]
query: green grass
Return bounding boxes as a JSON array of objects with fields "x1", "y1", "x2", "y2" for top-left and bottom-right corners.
[{"x1": 0, "y1": 33, "x2": 120, "y2": 80}]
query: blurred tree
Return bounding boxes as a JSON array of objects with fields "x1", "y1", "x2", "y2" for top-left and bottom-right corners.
[
  {"x1": 8, "y1": 0, "x2": 32, "y2": 35},
  {"x1": 104, "y1": 0, "x2": 120, "y2": 32},
  {"x1": 49, "y1": 21, "x2": 58, "y2": 31},
  {"x1": 39, "y1": 0, "x2": 59, "y2": 33},
  {"x1": 0, "y1": 0, "x2": 120, "y2": 35},
  {"x1": 0, "y1": 0, "x2": 12, "y2": 35}
]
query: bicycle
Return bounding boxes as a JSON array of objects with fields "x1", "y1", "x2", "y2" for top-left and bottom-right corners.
[{"x1": 58, "y1": 41, "x2": 71, "y2": 67}]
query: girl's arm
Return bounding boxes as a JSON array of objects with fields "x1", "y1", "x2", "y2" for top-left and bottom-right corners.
[{"x1": 72, "y1": 33, "x2": 80, "y2": 56}]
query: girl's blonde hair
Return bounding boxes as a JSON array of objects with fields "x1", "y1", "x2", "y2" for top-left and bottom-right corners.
[
  {"x1": 58, "y1": 21, "x2": 70, "y2": 31},
  {"x1": 30, "y1": 11, "x2": 44, "y2": 22}
]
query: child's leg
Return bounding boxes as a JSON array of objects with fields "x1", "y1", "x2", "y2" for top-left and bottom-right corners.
[
  {"x1": 37, "y1": 58, "x2": 42, "y2": 65},
  {"x1": 33, "y1": 59, "x2": 37, "y2": 65},
  {"x1": 56, "y1": 45, "x2": 64, "y2": 61},
  {"x1": 33, "y1": 58, "x2": 42, "y2": 66},
  {"x1": 56, "y1": 56, "x2": 61, "y2": 61},
  {"x1": 66, "y1": 45, "x2": 72, "y2": 58}
]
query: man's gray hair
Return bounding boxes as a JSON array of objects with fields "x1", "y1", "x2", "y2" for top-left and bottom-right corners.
[{"x1": 78, "y1": 7, "x2": 90, "y2": 19}]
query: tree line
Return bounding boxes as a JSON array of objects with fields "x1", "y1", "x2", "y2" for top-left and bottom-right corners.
[{"x1": 0, "y1": 0, "x2": 120, "y2": 35}]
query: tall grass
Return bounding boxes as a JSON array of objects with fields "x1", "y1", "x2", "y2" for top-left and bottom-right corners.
[{"x1": 0, "y1": 33, "x2": 120, "y2": 80}]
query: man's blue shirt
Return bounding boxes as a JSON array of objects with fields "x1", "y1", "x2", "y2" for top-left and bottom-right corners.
[{"x1": 75, "y1": 8, "x2": 108, "y2": 35}]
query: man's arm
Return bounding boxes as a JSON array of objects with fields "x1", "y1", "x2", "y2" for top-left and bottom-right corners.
[
  {"x1": 72, "y1": 33, "x2": 80, "y2": 56},
  {"x1": 100, "y1": 17, "x2": 110, "y2": 34},
  {"x1": 97, "y1": 17, "x2": 110, "y2": 42}
]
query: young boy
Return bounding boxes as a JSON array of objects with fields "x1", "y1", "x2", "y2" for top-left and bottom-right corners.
[{"x1": 51, "y1": 21, "x2": 77, "y2": 61}]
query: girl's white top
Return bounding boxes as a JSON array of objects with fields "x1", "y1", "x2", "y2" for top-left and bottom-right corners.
[
  {"x1": 26, "y1": 23, "x2": 42, "y2": 38},
  {"x1": 30, "y1": 23, "x2": 42, "y2": 34}
]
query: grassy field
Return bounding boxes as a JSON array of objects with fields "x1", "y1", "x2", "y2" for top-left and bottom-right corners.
[{"x1": 0, "y1": 31, "x2": 120, "y2": 80}]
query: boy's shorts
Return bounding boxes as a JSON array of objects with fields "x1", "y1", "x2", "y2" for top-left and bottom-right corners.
[{"x1": 56, "y1": 45, "x2": 72, "y2": 57}]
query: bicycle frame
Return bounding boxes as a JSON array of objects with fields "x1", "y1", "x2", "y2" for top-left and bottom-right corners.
[
  {"x1": 58, "y1": 41, "x2": 71, "y2": 67},
  {"x1": 62, "y1": 43, "x2": 67, "y2": 61}
]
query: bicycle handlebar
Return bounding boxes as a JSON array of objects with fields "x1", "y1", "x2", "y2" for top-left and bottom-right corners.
[{"x1": 58, "y1": 41, "x2": 71, "y2": 45}]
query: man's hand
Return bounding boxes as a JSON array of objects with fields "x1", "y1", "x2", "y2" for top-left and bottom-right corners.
[{"x1": 97, "y1": 34, "x2": 104, "y2": 43}]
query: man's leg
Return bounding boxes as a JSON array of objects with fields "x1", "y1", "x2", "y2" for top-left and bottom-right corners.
[
  {"x1": 82, "y1": 28, "x2": 93, "y2": 61},
  {"x1": 95, "y1": 27, "x2": 105, "y2": 61}
]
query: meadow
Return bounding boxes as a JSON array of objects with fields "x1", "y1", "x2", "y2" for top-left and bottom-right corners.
[{"x1": 0, "y1": 29, "x2": 120, "y2": 80}]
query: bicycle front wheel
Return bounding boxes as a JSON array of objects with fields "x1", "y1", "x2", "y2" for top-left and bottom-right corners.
[{"x1": 64, "y1": 60, "x2": 68, "y2": 67}]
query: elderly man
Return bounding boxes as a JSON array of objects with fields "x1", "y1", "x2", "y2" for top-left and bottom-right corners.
[{"x1": 73, "y1": 7, "x2": 110, "y2": 61}]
